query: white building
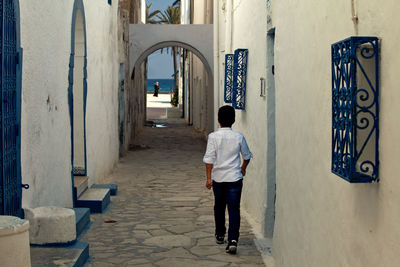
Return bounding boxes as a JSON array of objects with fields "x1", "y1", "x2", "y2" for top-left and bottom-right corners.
[
  {"x1": 214, "y1": 1, "x2": 400, "y2": 266},
  {"x1": 0, "y1": 0, "x2": 145, "y2": 218},
  {"x1": 179, "y1": 0, "x2": 214, "y2": 135}
]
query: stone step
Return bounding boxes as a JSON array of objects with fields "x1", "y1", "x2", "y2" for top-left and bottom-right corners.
[
  {"x1": 31, "y1": 241, "x2": 89, "y2": 267},
  {"x1": 91, "y1": 183, "x2": 118, "y2": 196},
  {"x1": 74, "y1": 176, "x2": 89, "y2": 198},
  {"x1": 73, "y1": 208, "x2": 91, "y2": 237},
  {"x1": 76, "y1": 188, "x2": 110, "y2": 213}
]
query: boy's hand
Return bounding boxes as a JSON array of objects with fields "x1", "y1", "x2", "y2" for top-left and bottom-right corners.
[
  {"x1": 205, "y1": 164, "x2": 213, "y2": 190},
  {"x1": 241, "y1": 159, "x2": 250, "y2": 177},
  {"x1": 206, "y1": 178, "x2": 212, "y2": 190}
]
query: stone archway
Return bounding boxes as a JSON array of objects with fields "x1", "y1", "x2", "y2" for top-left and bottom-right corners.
[
  {"x1": 133, "y1": 41, "x2": 213, "y2": 82},
  {"x1": 129, "y1": 24, "x2": 214, "y2": 133},
  {"x1": 129, "y1": 24, "x2": 213, "y2": 76}
]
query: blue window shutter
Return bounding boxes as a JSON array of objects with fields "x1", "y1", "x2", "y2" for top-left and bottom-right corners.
[
  {"x1": 224, "y1": 54, "x2": 234, "y2": 103},
  {"x1": 331, "y1": 36, "x2": 379, "y2": 183},
  {"x1": 232, "y1": 49, "x2": 248, "y2": 110}
]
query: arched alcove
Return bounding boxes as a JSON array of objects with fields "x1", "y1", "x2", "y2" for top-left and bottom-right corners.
[
  {"x1": 68, "y1": 0, "x2": 88, "y2": 198},
  {"x1": 72, "y1": 10, "x2": 86, "y2": 175}
]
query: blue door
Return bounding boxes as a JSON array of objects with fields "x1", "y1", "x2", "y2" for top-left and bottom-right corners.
[{"x1": 0, "y1": 0, "x2": 23, "y2": 217}]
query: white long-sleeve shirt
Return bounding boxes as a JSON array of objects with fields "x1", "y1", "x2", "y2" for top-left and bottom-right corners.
[{"x1": 203, "y1": 127, "x2": 253, "y2": 183}]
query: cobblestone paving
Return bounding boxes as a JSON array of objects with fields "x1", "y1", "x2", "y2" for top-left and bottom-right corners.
[{"x1": 83, "y1": 119, "x2": 266, "y2": 266}]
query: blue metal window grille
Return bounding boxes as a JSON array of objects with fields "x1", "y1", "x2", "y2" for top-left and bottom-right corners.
[
  {"x1": 1, "y1": 0, "x2": 23, "y2": 217},
  {"x1": 331, "y1": 36, "x2": 379, "y2": 183},
  {"x1": 224, "y1": 54, "x2": 234, "y2": 103},
  {"x1": 232, "y1": 49, "x2": 248, "y2": 110}
]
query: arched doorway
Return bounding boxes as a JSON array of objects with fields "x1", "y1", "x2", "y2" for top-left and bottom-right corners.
[
  {"x1": 133, "y1": 41, "x2": 214, "y2": 134},
  {"x1": 0, "y1": 0, "x2": 23, "y2": 217},
  {"x1": 68, "y1": 0, "x2": 87, "y2": 198}
]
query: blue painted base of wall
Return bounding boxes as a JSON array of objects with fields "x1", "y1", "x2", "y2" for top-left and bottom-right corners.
[
  {"x1": 73, "y1": 208, "x2": 91, "y2": 237},
  {"x1": 91, "y1": 184, "x2": 118, "y2": 195},
  {"x1": 72, "y1": 241, "x2": 90, "y2": 267},
  {"x1": 30, "y1": 241, "x2": 89, "y2": 267}
]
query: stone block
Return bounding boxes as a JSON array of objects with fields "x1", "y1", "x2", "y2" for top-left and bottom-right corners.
[
  {"x1": 24, "y1": 206, "x2": 76, "y2": 245},
  {"x1": 0, "y1": 216, "x2": 31, "y2": 267}
]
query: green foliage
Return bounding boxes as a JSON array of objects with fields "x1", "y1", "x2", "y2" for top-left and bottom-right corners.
[
  {"x1": 170, "y1": 89, "x2": 179, "y2": 107},
  {"x1": 146, "y1": 3, "x2": 161, "y2": 24},
  {"x1": 156, "y1": 5, "x2": 180, "y2": 24}
]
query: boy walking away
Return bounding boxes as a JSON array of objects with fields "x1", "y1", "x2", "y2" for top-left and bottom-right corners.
[{"x1": 203, "y1": 105, "x2": 252, "y2": 255}]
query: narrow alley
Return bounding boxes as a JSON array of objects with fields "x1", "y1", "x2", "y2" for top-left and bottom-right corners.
[{"x1": 82, "y1": 117, "x2": 266, "y2": 266}]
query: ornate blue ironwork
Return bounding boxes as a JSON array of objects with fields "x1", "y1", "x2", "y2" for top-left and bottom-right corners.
[
  {"x1": 224, "y1": 54, "x2": 234, "y2": 103},
  {"x1": 1, "y1": 0, "x2": 23, "y2": 217},
  {"x1": 331, "y1": 36, "x2": 379, "y2": 183},
  {"x1": 232, "y1": 49, "x2": 248, "y2": 110}
]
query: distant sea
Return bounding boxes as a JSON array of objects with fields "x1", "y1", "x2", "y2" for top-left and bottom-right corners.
[{"x1": 147, "y1": 79, "x2": 174, "y2": 93}]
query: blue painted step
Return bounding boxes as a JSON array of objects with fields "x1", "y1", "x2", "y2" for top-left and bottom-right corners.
[
  {"x1": 73, "y1": 208, "x2": 91, "y2": 237},
  {"x1": 91, "y1": 183, "x2": 118, "y2": 195},
  {"x1": 76, "y1": 188, "x2": 111, "y2": 213},
  {"x1": 30, "y1": 241, "x2": 89, "y2": 267},
  {"x1": 72, "y1": 241, "x2": 90, "y2": 267}
]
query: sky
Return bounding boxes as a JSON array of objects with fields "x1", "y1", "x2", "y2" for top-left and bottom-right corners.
[{"x1": 146, "y1": 0, "x2": 176, "y2": 79}]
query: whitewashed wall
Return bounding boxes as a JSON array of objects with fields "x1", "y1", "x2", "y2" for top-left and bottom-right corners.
[
  {"x1": 214, "y1": 0, "x2": 269, "y2": 229},
  {"x1": 273, "y1": 1, "x2": 400, "y2": 266},
  {"x1": 190, "y1": 0, "x2": 213, "y2": 135},
  {"x1": 84, "y1": 0, "x2": 119, "y2": 187},
  {"x1": 215, "y1": 0, "x2": 400, "y2": 266},
  {"x1": 20, "y1": 0, "x2": 120, "y2": 208}
]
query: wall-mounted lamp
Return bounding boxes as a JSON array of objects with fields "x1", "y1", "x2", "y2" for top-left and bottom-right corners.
[{"x1": 260, "y1": 77, "x2": 266, "y2": 97}]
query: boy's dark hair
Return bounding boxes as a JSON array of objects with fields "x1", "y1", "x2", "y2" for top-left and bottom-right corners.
[{"x1": 218, "y1": 105, "x2": 235, "y2": 127}]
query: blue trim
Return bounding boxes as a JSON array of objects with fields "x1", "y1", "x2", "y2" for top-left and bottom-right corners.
[
  {"x1": 232, "y1": 49, "x2": 248, "y2": 110},
  {"x1": 69, "y1": 0, "x2": 88, "y2": 206},
  {"x1": 14, "y1": 0, "x2": 23, "y2": 218},
  {"x1": 224, "y1": 54, "x2": 234, "y2": 103},
  {"x1": 331, "y1": 36, "x2": 379, "y2": 183},
  {"x1": 0, "y1": 0, "x2": 23, "y2": 217},
  {"x1": 267, "y1": 27, "x2": 275, "y2": 35}
]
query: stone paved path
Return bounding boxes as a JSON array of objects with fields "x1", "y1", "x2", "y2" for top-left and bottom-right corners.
[{"x1": 83, "y1": 119, "x2": 266, "y2": 266}]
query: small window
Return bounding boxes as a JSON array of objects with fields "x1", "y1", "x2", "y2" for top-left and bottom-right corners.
[
  {"x1": 108, "y1": 0, "x2": 112, "y2": 5},
  {"x1": 331, "y1": 36, "x2": 379, "y2": 183},
  {"x1": 232, "y1": 49, "x2": 248, "y2": 110},
  {"x1": 224, "y1": 54, "x2": 234, "y2": 103}
]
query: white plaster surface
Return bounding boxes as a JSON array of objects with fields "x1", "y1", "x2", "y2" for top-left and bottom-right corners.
[
  {"x1": 20, "y1": 0, "x2": 120, "y2": 208},
  {"x1": 20, "y1": 0, "x2": 74, "y2": 208},
  {"x1": 178, "y1": 1, "x2": 214, "y2": 135},
  {"x1": 0, "y1": 216, "x2": 31, "y2": 267},
  {"x1": 24, "y1": 207, "x2": 76, "y2": 245},
  {"x1": 272, "y1": 1, "x2": 400, "y2": 266},
  {"x1": 214, "y1": 0, "x2": 269, "y2": 231}
]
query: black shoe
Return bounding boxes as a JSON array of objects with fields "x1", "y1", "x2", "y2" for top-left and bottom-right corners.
[
  {"x1": 226, "y1": 240, "x2": 237, "y2": 254},
  {"x1": 215, "y1": 235, "x2": 225, "y2": 244}
]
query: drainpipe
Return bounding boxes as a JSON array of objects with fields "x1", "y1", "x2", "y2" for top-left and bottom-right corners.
[
  {"x1": 230, "y1": 0, "x2": 234, "y2": 53},
  {"x1": 214, "y1": 0, "x2": 220, "y2": 130},
  {"x1": 182, "y1": 49, "x2": 186, "y2": 118}
]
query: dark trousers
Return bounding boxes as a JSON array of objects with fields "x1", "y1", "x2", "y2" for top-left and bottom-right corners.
[{"x1": 212, "y1": 179, "x2": 243, "y2": 242}]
